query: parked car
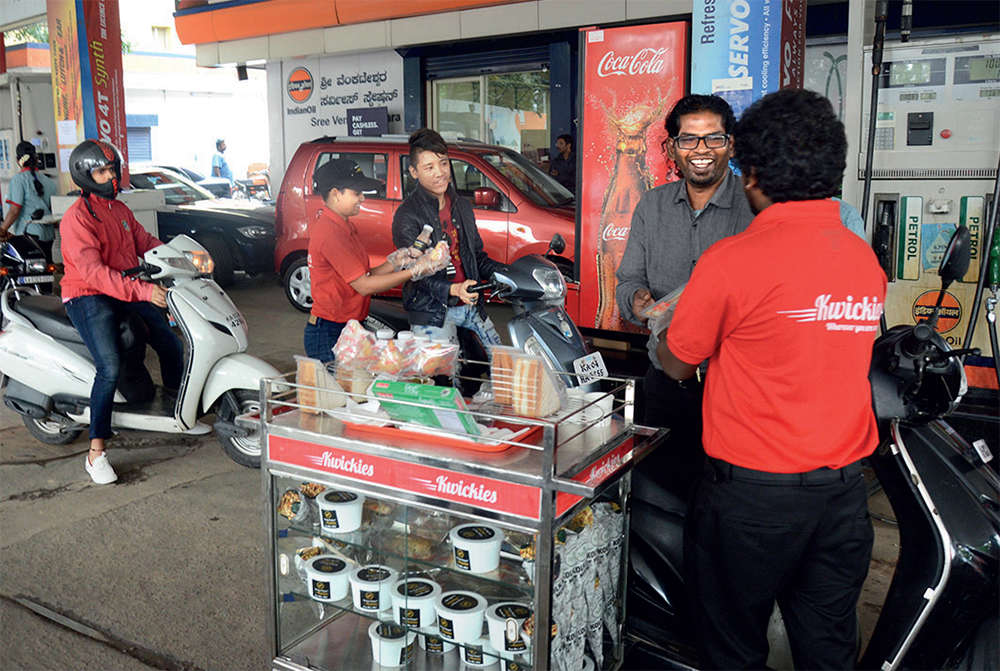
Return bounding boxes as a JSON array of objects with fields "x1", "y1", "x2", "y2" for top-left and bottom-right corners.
[
  {"x1": 274, "y1": 136, "x2": 576, "y2": 312},
  {"x1": 128, "y1": 166, "x2": 275, "y2": 287},
  {"x1": 153, "y1": 164, "x2": 233, "y2": 199}
]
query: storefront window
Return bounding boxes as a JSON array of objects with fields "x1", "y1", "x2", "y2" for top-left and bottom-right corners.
[
  {"x1": 433, "y1": 78, "x2": 482, "y2": 141},
  {"x1": 432, "y1": 70, "x2": 550, "y2": 162}
]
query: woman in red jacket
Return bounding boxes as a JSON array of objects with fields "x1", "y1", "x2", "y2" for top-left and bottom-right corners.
[{"x1": 61, "y1": 140, "x2": 184, "y2": 485}]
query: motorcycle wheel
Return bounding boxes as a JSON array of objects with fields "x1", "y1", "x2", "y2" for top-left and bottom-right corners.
[
  {"x1": 956, "y1": 616, "x2": 999, "y2": 671},
  {"x1": 22, "y1": 415, "x2": 83, "y2": 445},
  {"x1": 216, "y1": 389, "x2": 262, "y2": 468},
  {"x1": 283, "y1": 257, "x2": 312, "y2": 313}
]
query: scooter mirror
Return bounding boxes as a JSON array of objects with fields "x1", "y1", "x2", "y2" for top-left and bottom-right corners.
[
  {"x1": 938, "y1": 225, "x2": 971, "y2": 291},
  {"x1": 549, "y1": 233, "x2": 566, "y2": 255}
]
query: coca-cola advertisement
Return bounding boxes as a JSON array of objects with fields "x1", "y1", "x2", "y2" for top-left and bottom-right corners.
[{"x1": 579, "y1": 22, "x2": 687, "y2": 331}]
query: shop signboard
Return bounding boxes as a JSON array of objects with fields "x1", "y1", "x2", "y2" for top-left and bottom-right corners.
[
  {"x1": 46, "y1": 0, "x2": 129, "y2": 190},
  {"x1": 280, "y1": 51, "x2": 403, "y2": 166},
  {"x1": 578, "y1": 22, "x2": 687, "y2": 332},
  {"x1": 690, "y1": 0, "x2": 807, "y2": 117}
]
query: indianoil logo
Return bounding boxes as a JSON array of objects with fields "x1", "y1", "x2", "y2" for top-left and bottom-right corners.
[
  {"x1": 912, "y1": 290, "x2": 962, "y2": 333},
  {"x1": 287, "y1": 67, "x2": 314, "y2": 103}
]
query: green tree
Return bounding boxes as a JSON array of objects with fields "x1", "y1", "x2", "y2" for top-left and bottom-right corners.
[{"x1": 3, "y1": 22, "x2": 49, "y2": 46}]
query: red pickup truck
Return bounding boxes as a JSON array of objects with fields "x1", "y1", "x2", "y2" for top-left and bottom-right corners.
[{"x1": 274, "y1": 136, "x2": 576, "y2": 311}]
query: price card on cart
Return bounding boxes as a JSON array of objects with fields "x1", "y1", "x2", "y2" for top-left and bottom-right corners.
[{"x1": 572, "y1": 352, "x2": 608, "y2": 385}]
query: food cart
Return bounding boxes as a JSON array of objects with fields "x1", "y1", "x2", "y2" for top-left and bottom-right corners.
[{"x1": 258, "y1": 361, "x2": 666, "y2": 671}]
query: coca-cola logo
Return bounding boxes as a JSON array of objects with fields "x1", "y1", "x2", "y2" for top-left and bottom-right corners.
[
  {"x1": 602, "y1": 225, "x2": 630, "y2": 242},
  {"x1": 597, "y1": 48, "x2": 667, "y2": 77}
]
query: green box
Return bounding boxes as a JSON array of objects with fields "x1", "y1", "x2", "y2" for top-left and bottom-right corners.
[{"x1": 372, "y1": 381, "x2": 480, "y2": 436}]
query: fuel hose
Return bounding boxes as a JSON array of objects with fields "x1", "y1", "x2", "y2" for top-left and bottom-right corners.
[{"x1": 863, "y1": 1, "x2": 890, "y2": 333}]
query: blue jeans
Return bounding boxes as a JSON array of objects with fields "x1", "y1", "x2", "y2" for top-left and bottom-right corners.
[
  {"x1": 412, "y1": 305, "x2": 502, "y2": 348},
  {"x1": 303, "y1": 317, "x2": 345, "y2": 362},
  {"x1": 65, "y1": 295, "x2": 184, "y2": 440}
]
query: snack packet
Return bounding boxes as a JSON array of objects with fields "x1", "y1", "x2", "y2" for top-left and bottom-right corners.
[
  {"x1": 411, "y1": 339, "x2": 460, "y2": 378},
  {"x1": 332, "y1": 320, "x2": 377, "y2": 368}
]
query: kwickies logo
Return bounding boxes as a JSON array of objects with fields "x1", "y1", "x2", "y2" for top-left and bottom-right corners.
[{"x1": 777, "y1": 294, "x2": 883, "y2": 334}]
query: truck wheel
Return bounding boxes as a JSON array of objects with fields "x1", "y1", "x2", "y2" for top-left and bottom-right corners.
[
  {"x1": 23, "y1": 415, "x2": 83, "y2": 445},
  {"x1": 216, "y1": 389, "x2": 262, "y2": 468},
  {"x1": 199, "y1": 234, "x2": 235, "y2": 287},
  {"x1": 283, "y1": 257, "x2": 312, "y2": 313}
]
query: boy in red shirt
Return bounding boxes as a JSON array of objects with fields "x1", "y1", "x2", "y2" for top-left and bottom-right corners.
[
  {"x1": 304, "y1": 158, "x2": 448, "y2": 361},
  {"x1": 61, "y1": 140, "x2": 184, "y2": 485},
  {"x1": 658, "y1": 90, "x2": 887, "y2": 668}
]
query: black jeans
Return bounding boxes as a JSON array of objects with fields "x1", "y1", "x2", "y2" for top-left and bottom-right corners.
[
  {"x1": 685, "y1": 459, "x2": 873, "y2": 670},
  {"x1": 637, "y1": 365, "x2": 705, "y2": 500}
]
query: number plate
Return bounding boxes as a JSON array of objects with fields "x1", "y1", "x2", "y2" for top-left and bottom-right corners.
[
  {"x1": 16, "y1": 275, "x2": 53, "y2": 285},
  {"x1": 572, "y1": 351, "x2": 608, "y2": 384}
]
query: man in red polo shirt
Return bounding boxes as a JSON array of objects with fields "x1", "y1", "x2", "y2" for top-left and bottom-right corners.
[
  {"x1": 657, "y1": 89, "x2": 887, "y2": 669},
  {"x1": 304, "y1": 158, "x2": 448, "y2": 361}
]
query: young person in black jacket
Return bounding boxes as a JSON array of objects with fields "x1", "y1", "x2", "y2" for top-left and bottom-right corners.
[{"x1": 391, "y1": 128, "x2": 505, "y2": 347}]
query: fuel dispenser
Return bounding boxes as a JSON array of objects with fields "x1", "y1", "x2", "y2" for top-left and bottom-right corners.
[{"x1": 858, "y1": 34, "x2": 999, "y2": 385}]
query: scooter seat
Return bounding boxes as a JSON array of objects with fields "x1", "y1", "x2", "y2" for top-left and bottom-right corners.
[{"x1": 12, "y1": 293, "x2": 84, "y2": 344}]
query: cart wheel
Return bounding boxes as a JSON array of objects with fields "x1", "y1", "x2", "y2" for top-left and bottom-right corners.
[
  {"x1": 216, "y1": 389, "x2": 262, "y2": 468},
  {"x1": 23, "y1": 415, "x2": 83, "y2": 445}
]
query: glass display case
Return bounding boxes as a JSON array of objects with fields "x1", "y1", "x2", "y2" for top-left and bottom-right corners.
[{"x1": 259, "y1": 369, "x2": 665, "y2": 671}]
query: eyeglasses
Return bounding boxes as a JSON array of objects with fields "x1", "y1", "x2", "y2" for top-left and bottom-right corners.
[{"x1": 672, "y1": 133, "x2": 730, "y2": 150}]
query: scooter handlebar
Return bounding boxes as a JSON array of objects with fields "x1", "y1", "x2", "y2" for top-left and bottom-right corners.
[
  {"x1": 468, "y1": 280, "x2": 497, "y2": 293},
  {"x1": 120, "y1": 263, "x2": 154, "y2": 279}
]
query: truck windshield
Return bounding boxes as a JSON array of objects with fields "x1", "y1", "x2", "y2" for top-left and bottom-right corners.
[{"x1": 481, "y1": 149, "x2": 574, "y2": 208}]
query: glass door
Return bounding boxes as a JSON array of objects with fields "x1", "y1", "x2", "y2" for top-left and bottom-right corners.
[
  {"x1": 431, "y1": 77, "x2": 483, "y2": 141},
  {"x1": 431, "y1": 71, "x2": 551, "y2": 164}
]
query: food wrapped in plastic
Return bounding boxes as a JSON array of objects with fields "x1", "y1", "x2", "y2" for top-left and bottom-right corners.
[
  {"x1": 332, "y1": 319, "x2": 377, "y2": 368},
  {"x1": 294, "y1": 355, "x2": 345, "y2": 413},
  {"x1": 490, "y1": 346, "x2": 568, "y2": 418},
  {"x1": 277, "y1": 488, "x2": 310, "y2": 524},
  {"x1": 640, "y1": 283, "x2": 686, "y2": 338},
  {"x1": 294, "y1": 545, "x2": 323, "y2": 581},
  {"x1": 372, "y1": 338, "x2": 407, "y2": 376},
  {"x1": 411, "y1": 339, "x2": 460, "y2": 378}
]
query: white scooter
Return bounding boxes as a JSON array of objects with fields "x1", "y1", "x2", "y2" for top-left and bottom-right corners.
[{"x1": 0, "y1": 235, "x2": 280, "y2": 468}]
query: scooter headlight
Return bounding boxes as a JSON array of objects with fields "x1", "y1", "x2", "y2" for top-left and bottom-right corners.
[
  {"x1": 532, "y1": 267, "x2": 566, "y2": 302},
  {"x1": 185, "y1": 250, "x2": 215, "y2": 276}
]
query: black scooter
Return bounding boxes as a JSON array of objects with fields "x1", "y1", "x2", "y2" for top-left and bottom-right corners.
[
  {"x1": 625, "y1": 226, "x2": 999, "y2": 670},
  {"x1": 367, "y1": 234, "x2": 590, "y2": 388},
  {"x1": 0, "y1": 234, "x2": 55, "y2": 324}
]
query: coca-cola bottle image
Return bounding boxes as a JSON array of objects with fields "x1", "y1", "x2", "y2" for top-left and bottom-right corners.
[{"x1": 595, "y1": 97, "x2": 668, "y2": 330}]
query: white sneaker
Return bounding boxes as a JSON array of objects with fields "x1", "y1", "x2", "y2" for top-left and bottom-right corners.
[{"x1": 85, "y1": 453, "x2": 118, "y2": 484}]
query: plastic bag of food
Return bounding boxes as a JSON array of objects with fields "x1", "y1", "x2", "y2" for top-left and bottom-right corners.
[
  {"x1": 410, "y1": 339, "x2": 460, "y2": 378},
  {"x1": 332, "y1": 320, "x2": 377, "y2": 368},
  {"x1": 640, "y1": 283, "x2": 686, "y2": 338},
  {"x1": 295, "y1": 355, "x2": 346, "y2": 413},
  {"x1": 372, "y1": 339, "x2": 407, "y2": 377},
  {"x1": 491, "y1": 346, "x2": 567, "y2": 418}
]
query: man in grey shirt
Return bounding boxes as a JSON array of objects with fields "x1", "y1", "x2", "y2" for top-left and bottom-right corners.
[{"x1": 615, "y1": 94, "x2": 753, "y2": 493}]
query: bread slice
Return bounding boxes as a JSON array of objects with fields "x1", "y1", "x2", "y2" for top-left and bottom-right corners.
[
  {"x1": 511, "y1": 356, "x2": 561, "y2": 418},
  {"x1": 491, "y1": 349, "x2": 515, "y2": 406}
]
